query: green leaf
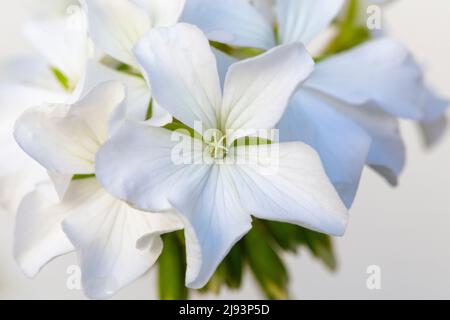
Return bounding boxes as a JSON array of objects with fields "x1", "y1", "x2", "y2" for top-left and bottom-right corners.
[
  {"x1": 243, "y1": 224, "x2": 289, "y2": 300},
  {"x1": 158, "y1": 232, "x2": 188, "y2": 300},
  {"x1": 221, "y1": 244, "x2": 244, "y2": 289},
  {"x1": 199, "y1": 243, "x2": 244, "y2": 294},
  {"x1": 262, "y1": 221, "x2": 302, "y2": 253},
  {"x1": 296, "y1": 229, "x2": 337, "y2": 271}
]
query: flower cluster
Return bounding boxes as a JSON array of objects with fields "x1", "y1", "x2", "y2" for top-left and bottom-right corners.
[{"x1": 0, "y1": 0, "x2": 448, "y2": 299}]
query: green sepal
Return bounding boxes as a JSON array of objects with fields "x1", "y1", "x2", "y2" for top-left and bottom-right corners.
[
  {"x1": 72, "y1": 174, "x2": 96, "y2": 181},
  {"x1": 51, "y1": 67, "x2": 71, "y2": 91},
  {"x1": 319, "y1": 0, "x2": 371, "y2": 59},
  {"x1": 210, "y1": 41, "x2": 264, "y2": 60}
]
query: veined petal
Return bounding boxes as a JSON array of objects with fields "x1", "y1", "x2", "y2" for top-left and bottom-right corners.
[
  {"x1": 304, "y1": 38, "x2": 427, "y2": 119},
  {"x1": 222, "y1": 43, "x2": 314, "y2": 141},
  {"x1": 84, "y1": 0, "x2": 151, "y2": 66},
  {"x1": 14, "y1": 183, "x2": 74, "y2": 278},
  {"x1": 14, "y1": 81, "x2": 125, "y2": 175},
  {"x1": 96, "y1": 121, "x2": 207, "y2": 212},
  {"x1": 181, "y1": 0, "x2": 275, "y2": 50},
  {"x1": 278, "y1": 90, "x2": 371, "y2": 208},
  {"x1": 229, "y1": 142, "x2": 348, "y2": 236},
  {"x1": 23, "y1": 18, "x2": 90, "y2": 83},
  {"x1": 276, "y1": 0, "x2": 345, "y2": 45},
  {"x1": 134, "y1": 23, "x2": 222, "y2": 130},
  {"x1": 169, "y1": 166, "x2": 252, "y2": 289},
  {"x1": 132, "y1": 0, "x2": 185, "y2": 27},
  {"x1": 61, "y1": 178, "x2": 183, "y2": 299}
]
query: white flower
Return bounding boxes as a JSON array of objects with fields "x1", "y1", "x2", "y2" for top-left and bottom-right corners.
[
  {"x1": 352, "y1": 0, "x2": 449, "y2": 147},
  {"x1": 0, "y1": 7, "x2": 92, "y2": 211},
  {"x1": 181, "y1": 0, "x2": 449, "y2": 206},
  {"x1": 95, "y1": 24, "x2": 348, "y2": 289},
  {"x1": 13, "y1": 81, "x2": 183, "y2": 299}
]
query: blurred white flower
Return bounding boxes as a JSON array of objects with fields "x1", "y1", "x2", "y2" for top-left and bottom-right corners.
[
  {"x1": 13, "y1": 81, "x2": 183, "y2": 299},
  {"x1": 351, "y1": 0, "x2": 449, "y2": 147},
  {"x1": 0, "y1": 7, "x2": 92, "y2": 211},
  {"x1": 95, "y1": 24, "x2": 348, "y2": 289}
]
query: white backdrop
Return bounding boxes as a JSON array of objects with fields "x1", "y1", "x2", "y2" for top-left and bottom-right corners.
[{"x1": 0, "y1": 0, "x2": 449, "y2": 299}]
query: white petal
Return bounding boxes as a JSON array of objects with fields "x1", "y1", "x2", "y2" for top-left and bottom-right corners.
[
  {"x1": 14, "y1": 81, "x2": 125, "y2": 175},
  {"x1": 228, "y1": 143, "x2": 348, "y2": 236},
  {"x1": 48, "y1": 171, "x2": 73, "y2": 200},
  {"x1": 222, "y1": 43, "x2": 314, "y2": 141},
  {"x1": 304, "y1": 38, "x2": 427, "y2": 119},
  {"x1": 14, "y1": 183, "x2": 74, "y2": 278},
  {"x1": 134, "y1": 23, "x2": 222, "y2": 130},
  {"x1": 212, "y1": 48, "x2": 237, "y2": 88},
  {"x1": 419, "y1": 87, "x2": 449, "y2": 122},
  {"x1": 0, "y1": 84, "x2": 66, "y2": 211},
  {"x1": 23, "y1": 18, "x2": 90, "y2": 83},
  {"x1": 132, "y1": 0, "x2": 185, "y2": 27},
  {"x1": 278, "y1": 90, "x2": 371, "y2": 208},
  {"x1": 61, "y1": 178, "x2": 182, "y2": 299},
  {"x1": 418, "y1": 87, "x2": 449, "y2": 147},
  {"x1": 84, "y1": 0, "x2": 151, "y2": 66},
  {"x1": 0, "y1": 148, "x2": 47, "y2": 213},
  {"x1": 0, "y1": 56, "x2": 63, "y2": 93},
  {"x1": 181, "y1": 0, "x2": 275, "y2": 49},
  {"x1": 169, "y1": 166, "x2": 252, "y2": 289},
  {"x1": 70, "y1": 81, "x2": 126, "y2": 141},
  {"x1": 329, "y1": 98, "x2": 406, "y2": 186},
  {"x1": 96, "y1": 121, "x2": 206, "y2": 212},
  {"x1": 0, "y1": 84, "x2": 68, "y2": 120},
  {"x1": 74, "y1": 60, "x2": 171, "y2": 127},
  {"x1": 248, "y1": 0, "x2": 276, "y2": 24},
  {"x1": 276, "y1": 0, "x2": 345, "y2": 45},
  {"x1": 14, "y1": 104, "x2": 97, "y2": 174},
  {"x1": 420, "y1": 116, "x2": 448, "y2": 148}
]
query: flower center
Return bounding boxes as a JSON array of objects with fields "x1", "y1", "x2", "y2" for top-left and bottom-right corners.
[{"x1": 206, "y1": 132, "x2": 229, "y2": 160}]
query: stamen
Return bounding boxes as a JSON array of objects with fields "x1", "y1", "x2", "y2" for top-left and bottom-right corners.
[{"x1": 205, "y1": 132, "x2": 229, "y2": 159}]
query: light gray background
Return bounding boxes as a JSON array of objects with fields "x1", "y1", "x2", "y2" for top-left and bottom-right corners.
[{"x1": 0, "y1": 0, "x2": 449, "y2": 299}]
